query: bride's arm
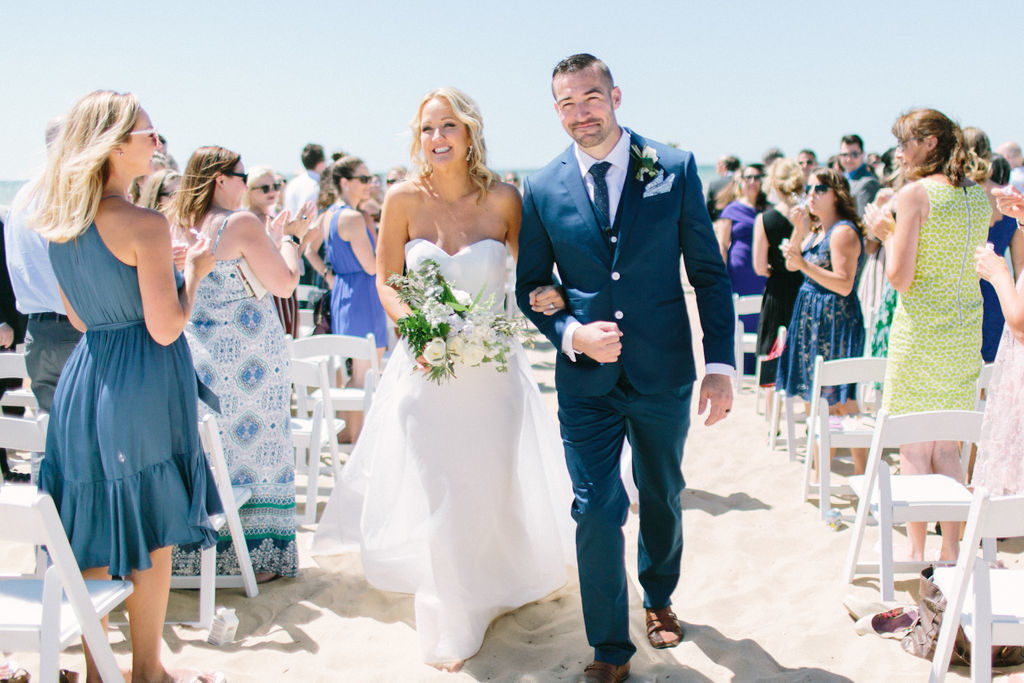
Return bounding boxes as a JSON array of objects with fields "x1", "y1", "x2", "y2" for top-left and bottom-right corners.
[
  {"x1": 499, "y1": 183, "x2": 565, "y2": 315},
  {"x1": 375, "y1": 185, "x2": 415, "y2": 323}
]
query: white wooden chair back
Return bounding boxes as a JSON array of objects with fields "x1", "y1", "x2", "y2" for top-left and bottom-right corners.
[
  {"x1": 845, "y1": 409, "x2": 983, "y2": 601},
  {"x1": 0, "y1": 352, "x2": 37, "y2": 411},
  {"x1": 802, "y1": 355, "x2": 887, "y2": 519},
  {"x1": 974, "y1": 362, "x2": 995, "y2": 412},
  {"x1": 732, "y1": 294, "x2": 762, "y2": 391},
  {"x1": 929, "y1": 489, "x2": 1024, "y2": 682},
  {"x1": 169, "y1": 415, "x2": 258, "y2": 628},
  {"x1": 0, "y1": 414, "x2": 48, "y2": 458},
  {"x1": 0, "y1": 487, "x2": 133, "y2": 682}
]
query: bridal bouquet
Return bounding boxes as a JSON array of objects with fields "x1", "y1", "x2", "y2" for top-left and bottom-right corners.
[{"x1": 387, "y1": 259, "x2": 524, "y2": 384}]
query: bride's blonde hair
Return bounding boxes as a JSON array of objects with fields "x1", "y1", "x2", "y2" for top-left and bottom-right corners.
[
  {"x1": 29, "y1": 90, "x2": 141, "y2": 243},
  {"x1": 409, "y1": 87, "x2": 499, "y2": 200}
]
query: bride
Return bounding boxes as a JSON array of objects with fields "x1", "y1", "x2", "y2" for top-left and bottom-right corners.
[{"x1": 312, "y1": 87, "x2": 573, "y2": 670}]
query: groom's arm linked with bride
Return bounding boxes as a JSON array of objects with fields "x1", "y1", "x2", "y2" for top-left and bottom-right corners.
[{"x1": 514, "y1": 53, "x2": 736, "y2": 682}]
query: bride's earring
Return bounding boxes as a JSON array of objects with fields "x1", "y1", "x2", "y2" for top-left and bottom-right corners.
[{"x1": 466, "y1": 145, "x2": 473, "y2": 162}]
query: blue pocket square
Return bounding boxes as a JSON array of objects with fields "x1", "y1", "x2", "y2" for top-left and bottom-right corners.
[{"x1": 643, "y1": 172, "x2": 675, "y2": 198}]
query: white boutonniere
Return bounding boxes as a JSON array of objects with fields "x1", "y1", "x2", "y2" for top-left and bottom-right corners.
[{"x1": 631, "y1": 144, "x2": 659, "y2": 182}]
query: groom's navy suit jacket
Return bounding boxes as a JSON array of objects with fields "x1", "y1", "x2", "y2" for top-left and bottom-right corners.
[{"x1": 516, "y1": 130, "x2": 735, "y2": 397}]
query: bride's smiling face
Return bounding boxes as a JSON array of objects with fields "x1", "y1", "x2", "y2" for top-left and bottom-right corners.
[{"x1": 419, "y1": 98, "x2": 469, "y2": 168}]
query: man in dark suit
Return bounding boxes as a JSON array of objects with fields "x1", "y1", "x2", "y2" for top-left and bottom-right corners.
[{"x1": 516, "y1": 54, "x2": 735, "y2": 683}]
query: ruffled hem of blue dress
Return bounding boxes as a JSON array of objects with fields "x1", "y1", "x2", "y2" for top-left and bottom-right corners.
[{"x1": 39, "y1": 447, "x2": 224, "y2": 577}]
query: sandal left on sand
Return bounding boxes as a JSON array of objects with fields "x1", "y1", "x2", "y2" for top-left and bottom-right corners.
[{"x1": 645, "y1": 607, "x2": 683, "y2": 649}]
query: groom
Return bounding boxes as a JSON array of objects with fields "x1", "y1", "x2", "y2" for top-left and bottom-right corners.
[{"x1": 516, "y1": 54, "x2": 735, "y2": 682}]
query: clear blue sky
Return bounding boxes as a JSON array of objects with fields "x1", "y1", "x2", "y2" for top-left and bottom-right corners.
[{"x1": 2, "y1": 1, "x2": 1019, "y2": 180}]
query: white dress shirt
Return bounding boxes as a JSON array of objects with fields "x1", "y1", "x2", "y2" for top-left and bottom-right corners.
[
  {"x1": 4, "y1": 184, "x2": 66, "y2": 315},
  {"x1": 558, "y1": 128, "x2": 734, "y2": 379},
  {"x1": 283, "y1": 169, "x2": 320, "y2": 218}
]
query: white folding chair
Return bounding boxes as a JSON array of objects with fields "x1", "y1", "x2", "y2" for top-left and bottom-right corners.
[
  {"x1": 294, "y1": 284, "x2": 318, "y2": 307},
  {"x1": 732, "y1": 294, "x2": 762, "y2": 392},
  {"x1": 844, "y1": 409, "x2": 982, "y2": 601},
  {"x1": 756, "y1": 325, "x2": 785, "y2": 417},
  {"x1": 974, "y1": 362, "x2": 995, "y2": 412},
  {"x1": 0, "y1": 414, "x2": 48, "y2": 491},
  {"x1": 801, "y1": 355, "x2": 887, "y2": 519},
  {"x1": 169, "y1": 415, "x2": 258, "y2": 629},
  {"x1": 0, "y1": 486, "x2": 134, "y2": 683},
  {"x1": 929, "y1": 488, "x2": 1024, "y2": 682},
  {"x1": 291, "y1": 357, "x2": 346, "y2": 495},
  {"x1": 0, "y1": 351, "x2": 38, "y2": 412},
  {"x1": 290, "y1": 334, "x2": 378, "y2": 457}
]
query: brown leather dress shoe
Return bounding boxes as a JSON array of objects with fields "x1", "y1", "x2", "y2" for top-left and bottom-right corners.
[
  {"x1": 576, "y1": 660, "x2": 630, "y2": 682},
  {"x1": 645, "y1": 606, "x2": 684, "y2": 649}
]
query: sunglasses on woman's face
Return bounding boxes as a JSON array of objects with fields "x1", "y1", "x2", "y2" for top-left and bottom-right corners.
[
  {"x1": 254, "y1": 183, "x2": 282, "y2": 193},
  {"x1": 742, "y1": 174, "x2": 763, "y2": 182},
  {"x1": 226, "y1": 171, "x2": 248, "y2": 184},
  {"x1": 805, "y1": 184, "x2": 829, "y2": 195},
  {"x1": 353, "y1": 175, "x2": 375, "y2": 184}
]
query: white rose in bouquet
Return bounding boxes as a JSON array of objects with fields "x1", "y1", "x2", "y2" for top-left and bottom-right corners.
[
  {"x1": 422, "y1": 337, "x2": 448, "y2": 366},
  {"x1": 461, "y1": 339, "x2": 486, "y2": 366},
  {"x1": 451, "y1": 288, "x2": 472, "y2": 307},
  {"x1": 447, "y1": 335, "x2": 465, "y2": 358}
]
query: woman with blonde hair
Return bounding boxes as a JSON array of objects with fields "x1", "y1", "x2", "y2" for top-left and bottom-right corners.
[
  {"x1": 137, "y1": 167, "x2": 180, "y2": 213},
  {"x1": 32, "y1": 90, "x2": 223, "y2": 683},
  {"x1": 864, "y1": 108, "x2": 990, "y2": 561},
  {"x1": 314, "y1": 87, "x2": 571, "y2": 671},
  {"x1": 241, "y1": 165, "x2": 299, "y2": 337},
  {"x1": 751, "y1": 158, "x2": 805, "y2": 388},
  {"x1": 170, "y1": 146, "x2": 315, "y2": 583}
]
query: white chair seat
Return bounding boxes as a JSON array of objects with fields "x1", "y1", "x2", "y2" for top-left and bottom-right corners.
[
  {"x1": 0, "y1": 578, "x2": 132, "y2": 649},
  {"x1": 933, "y1": 567, "x2": 1024, "y2": 643},
  {"x1": 312, "y1": 386, "x2": 367, "y2": 411}
]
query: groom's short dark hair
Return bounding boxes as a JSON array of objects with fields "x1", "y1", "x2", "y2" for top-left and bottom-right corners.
[{"x1": 552, "y1": 53, "x2": 614, "y2": 91}]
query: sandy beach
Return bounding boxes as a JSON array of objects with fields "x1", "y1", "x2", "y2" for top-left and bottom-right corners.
[{"x1": 5, "y1": 289, "x2": 1022, "y2": 682}]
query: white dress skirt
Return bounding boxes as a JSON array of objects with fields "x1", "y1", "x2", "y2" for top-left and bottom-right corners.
[{"x1": 313, "y1": 238, "x2": 573, "y2": 664}]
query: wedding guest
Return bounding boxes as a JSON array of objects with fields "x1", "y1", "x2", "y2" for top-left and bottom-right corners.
[
  {"x1": 322, "y1": 156, "x2": 388, "y2": 441},
  {"x1": 996, "y1": 140, "x2": 1024, "y2": 191},
  {"x1": 964, "y1": 129, "x2": 1024, "y2": 362},
  {"x1": 138, "y1": 168, "x2": 180, "y2": 213},
  {"x1": 283, "y1": 142, "x2": 325, "y2": 216},
  {"x1": 386, "y1": 165, "x2": 407, "y2": 188},
  {"x1": 169, "y1": 146, "x2": 315, "y2": 582},
  {"x1": 32, "y1": 89, "x2": 222, "y2": 683},
  {"x1": 752, "y1": 159, "x2": 804, "y2": 390},
  {"x1": 3, "y1": 118, "x2": 82, "y2": 416},
  {"x1": 0, "y1": 214, "x2": 28, "y2": 483},
  {"x1": 714, "y1": 163, "x2": 768, "y2": 373},
  {"x1": 775, "y1": 168, "x2": 866, "y2": 474},
  {"x1": 243, "y1": 165, "x2": 299, "y2": 337},
  {"x1": 864, "y1": 108, "x2": 989, "y2": 562},
  {"x1": 762, "y1": 147, "x2": 784, "y2": 168},
  {"x1": 797, "y1": 149, "x2": 818, "y2": 183},
  {"x1": 706, "y1": 154, "x2": 740, "y2": 221},
  {"x1": 973, "y1": 184, "x2": 1024, "y2": 494}
]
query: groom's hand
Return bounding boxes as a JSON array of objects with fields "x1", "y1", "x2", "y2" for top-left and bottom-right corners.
[
  {"x1": 697, "y1": 374, "x2": 733, "y2": 426},
  {"x1": 572, "y1": 321, "x2": 622, "y2": 363}
]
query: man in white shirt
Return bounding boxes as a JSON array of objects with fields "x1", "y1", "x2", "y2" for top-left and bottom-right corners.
[
  {"x1": 282, "y1": 143, "x2": 326, "y2": 217},
  {"x1": 4, "y1": 119, "x2": 82, "y2": 414}
]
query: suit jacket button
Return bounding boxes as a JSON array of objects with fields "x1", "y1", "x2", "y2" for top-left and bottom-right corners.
[
  {"x1": 610, "y1": 236, "x2": 618, "y2": 243},
  {"x1": 611, "y1": 272, "x2": 621, "y2": 281},
  {"x1": 614, "y1": 311, "x2": 624, "y2": 320}
]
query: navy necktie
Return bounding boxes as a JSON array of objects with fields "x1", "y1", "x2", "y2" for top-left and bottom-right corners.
[{"x1": 589, "y1": 161, "x2": 612, "y2": 232}]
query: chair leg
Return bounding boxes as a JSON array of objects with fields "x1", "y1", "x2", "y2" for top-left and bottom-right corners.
[
  {"x1": 845, "y1": 483, "x2": 872, "y2": 584},
  {"x1": 40, "y1": 567, "x2": 61, "y2": 683},
  {"x1": 769, "y1": 391, "x2": 781, "y2": 449},
  {"x1": 878, "y1": 500, "x2": 895, "y2": 602},
  {"x1": 199, "y1": 545, "x2": 216, "y2": 629},
  {"x1": 784, "y1": 397, "x2": 798, "y2": 462}
]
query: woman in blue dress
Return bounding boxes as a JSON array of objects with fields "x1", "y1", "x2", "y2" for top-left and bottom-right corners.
[
  {"x1": 776, "y1": 168, "x2": 867, "y2": 473},
  {"x1": 322, "y1": 156, "x2": 388, "y2": 440},
  {"x1": 714, "y1": 163, "x2": 768, "y2": 374},
  {"x1": 32, "y1": 90, "x2": 222, "y2": 682}
]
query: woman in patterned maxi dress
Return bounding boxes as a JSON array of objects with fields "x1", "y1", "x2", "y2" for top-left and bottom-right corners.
[
  {"x1": 864, "y1": 109, "x2": 991, "y2": 562},
  {"x1": 169, "y1": 146, "x2": 318, "y2": 582}
]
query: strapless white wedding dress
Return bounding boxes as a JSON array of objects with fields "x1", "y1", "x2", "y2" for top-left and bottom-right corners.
[{"x1": 313, "y1": 238, "x2": 573, "y2": 664}]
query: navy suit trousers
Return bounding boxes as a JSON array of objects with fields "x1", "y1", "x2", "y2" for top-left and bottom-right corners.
[{"x1": 557, "y1": 374, "x2": 692, "y2": 665}]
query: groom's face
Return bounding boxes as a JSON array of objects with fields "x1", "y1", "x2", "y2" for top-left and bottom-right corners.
[{"x1": 553, "y1": 67, "x2": 620, "y2": 151}]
